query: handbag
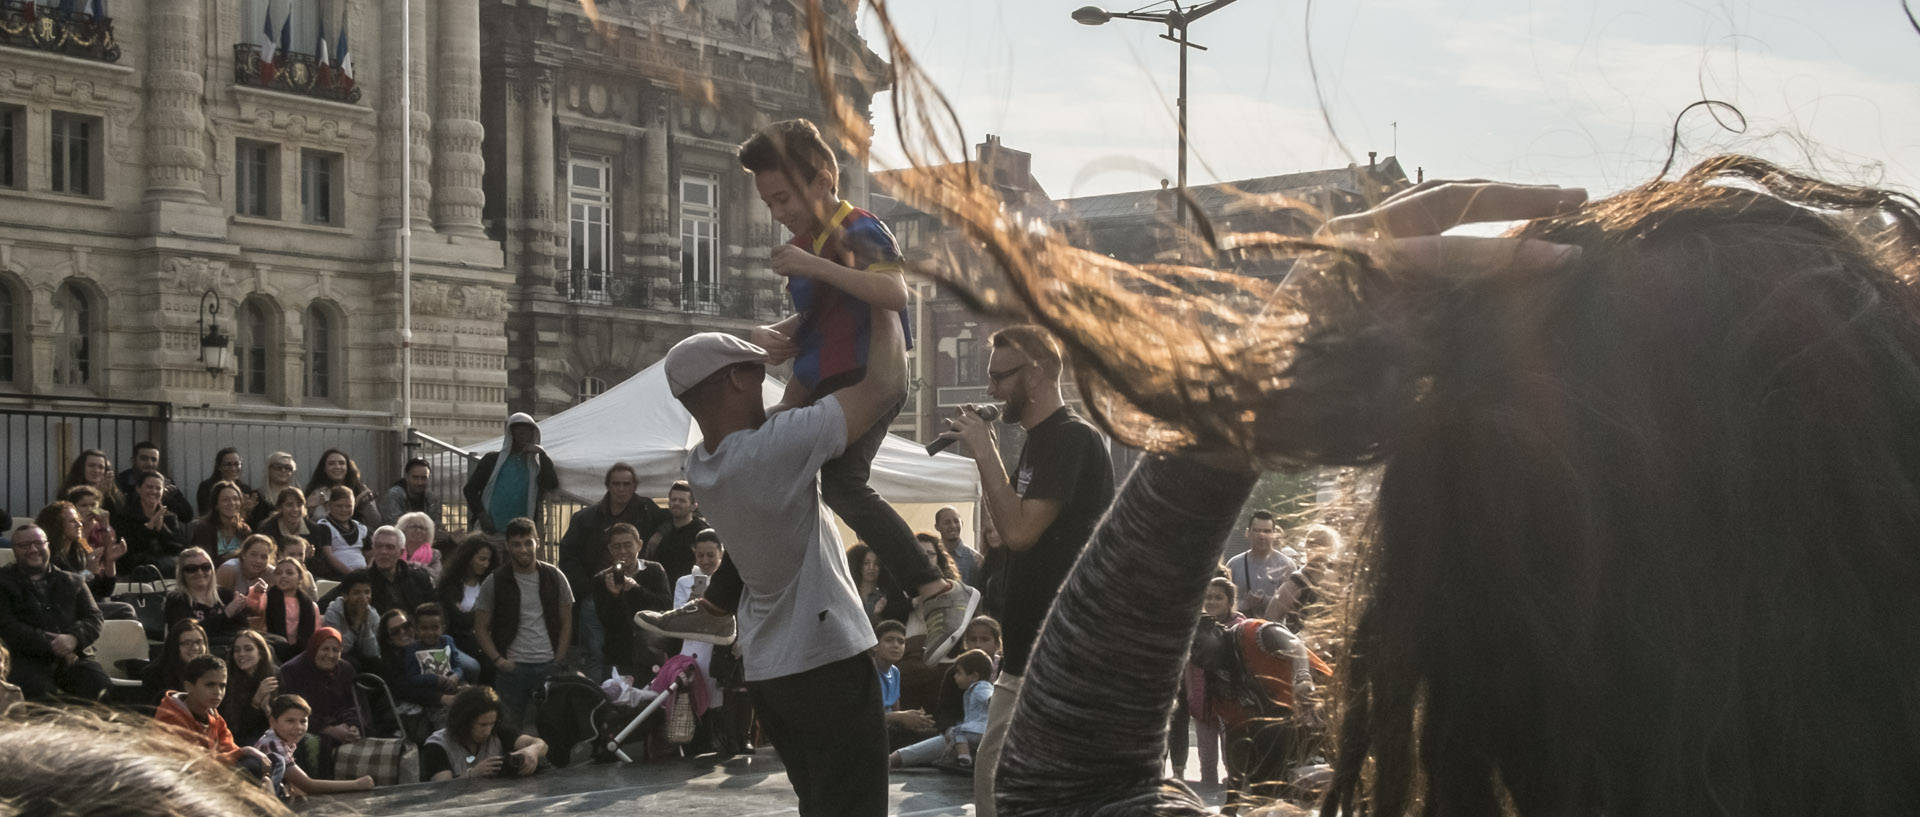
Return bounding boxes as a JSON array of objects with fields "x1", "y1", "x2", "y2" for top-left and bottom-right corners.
[
  {"x1": 333, "y1": 736, "x2": 419, "y2": 786},
  {"x1": 113, "y1": 565, "x2": 169, "y2": 642},
  {"x1": 667, "y1": 691, "x2": 696, "y2": 744}
]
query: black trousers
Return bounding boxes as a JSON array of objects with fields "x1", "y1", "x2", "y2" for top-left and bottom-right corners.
[
  {"x1": 11, "y1": 655, "x2": 109, "y2": 703},
  {"x1": 748, "y1": 652, "x2": 890, "y2": 816},
  {"x1": 706, "y1": 397, "x2": 937, "y2": 612}
]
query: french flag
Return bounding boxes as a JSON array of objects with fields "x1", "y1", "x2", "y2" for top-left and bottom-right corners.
[
  {"x1": 258, "y1": 0, "x2": 290, "y2": 83},
  {"x1": 314, "y1": 28, "x2": 331, "y2": 86},
  {"x1": 335, "y1": 25, "x2": 353, "y2": 84}
]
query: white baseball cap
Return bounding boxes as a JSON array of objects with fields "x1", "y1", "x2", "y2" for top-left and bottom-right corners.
[{"x1": 664, "y1": 332, "x2": 768, "y2": 397}]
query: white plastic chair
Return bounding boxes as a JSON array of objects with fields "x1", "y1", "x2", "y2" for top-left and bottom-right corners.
[{"x1": 94, "y1": 619, "x2": 150, "y2": 690}]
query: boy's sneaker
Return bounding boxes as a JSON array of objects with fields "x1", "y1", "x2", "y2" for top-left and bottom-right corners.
[
  {"x1": 913, "y1": 581, "x2": 980, "y2": 666},
  {"x1": 636, "y1": 601, "x2": 737, "y2": 646}
]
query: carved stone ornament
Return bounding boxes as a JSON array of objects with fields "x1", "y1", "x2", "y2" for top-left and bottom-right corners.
[
  {"x1": 413, "y1": 281, "x2": 509, "y2": 321},
  {"x1": 163, "y1": 257, "x2": 238, "y2": 296}
]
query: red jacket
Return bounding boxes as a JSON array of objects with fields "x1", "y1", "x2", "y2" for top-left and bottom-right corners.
[
  {"x1": 153, "y1": 692, "x2": 244, "y2": 763},
  {"x1": 1212, "y1": 619, "x2": 1334, "y2": 728}
]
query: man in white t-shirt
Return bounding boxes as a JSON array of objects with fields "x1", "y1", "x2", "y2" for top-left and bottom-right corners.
[{"x1": 635, "y1": 305, "x2": 907, "y2": 816}]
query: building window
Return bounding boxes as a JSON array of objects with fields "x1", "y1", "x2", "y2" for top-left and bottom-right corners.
[
  {"x1": 680, "y1": 174, "x2": 718, "y2": 308},
  {"x1": 953, "y1": 332, "x2": 979, "y2": 385},
  {"x1": 234, "y1": 299, "x2": 269, "y2": 395},
  {"x1": 0, "y1": 106, "x2": 19, "y2": 189},
  {"x1": 579, "y1": 376, "x2": 606, "y2": 404},
  {"x1": 236, "y1": 140, "x2": 278, "y2": 218},
  {"x1": 305, "y1": 304, "x2": 333, "y2": 399},
  {"x1": 300, "y1": 149, "x2": 341, "y2": 225},
  {"x1": 568, "y1": 155, "x2": 612, "y2": 298},
  {"x1": 0, "y1": 284, "x2": 13, "y2": 382},
  {"x1": 51, "y1": 112, "x2": 99, "y2": 196},
  {"x1": 52, "y1": 282, "x2": 90, "y2": 387}
]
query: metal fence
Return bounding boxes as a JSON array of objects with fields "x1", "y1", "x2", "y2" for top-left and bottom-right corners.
[
  {"x1": 1, "y1": 401, "x2": 396, "y2": 523},
  {"x1": 407, "y1": 428, "x2": 586, "y2": 563},
  {"x1": 555, "y1": 268, "x2": 789, "y2": 323}
]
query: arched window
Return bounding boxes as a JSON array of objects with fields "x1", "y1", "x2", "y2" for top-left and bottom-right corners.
[
  {"x1": 305, "y1": 304, "x2": 333, "y2": 399},
  {"x1": 0, "y1": 283, "x2": 14, "y2": 383},
  {"x1": 52, "y1": 282, "x2": 89, "y2": 386},
  {"x1": 579, "y1": 375, "x2": 607, "y2": 404},
  {"x1": 234, "y1": 299, "x2": 270, "y2": 395}
]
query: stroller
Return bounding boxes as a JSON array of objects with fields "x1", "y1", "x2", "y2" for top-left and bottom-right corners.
[
  {"x1": 595, "y1": 662, "x2": 700, "y2": 764},
  {"x1": 533, "y1": 673, "x2": 607, "y2": 768}
]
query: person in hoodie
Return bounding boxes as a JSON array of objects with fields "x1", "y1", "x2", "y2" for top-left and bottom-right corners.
[
  {"x1": 463, "y1": 413, "x2": 559, "y2": 535},
  {"x1": 152, "y1": 654, "x2": 273, "y2": 780}
]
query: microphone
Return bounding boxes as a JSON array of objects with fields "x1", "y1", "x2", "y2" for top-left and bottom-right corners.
[{"x1": 926, "y1": 405, "x2": 1000, "y2": 456}]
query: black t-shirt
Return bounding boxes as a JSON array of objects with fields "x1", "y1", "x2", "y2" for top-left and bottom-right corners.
[
  {"x1": 420, "y1": 725, "x2": 524, "y2": 780},
  {"x1": 649, "y1": 516, "x2": 709, "y2": 582},
  {"x1": 997, "y1": 407, "x2": 1115, "y2": 677}
]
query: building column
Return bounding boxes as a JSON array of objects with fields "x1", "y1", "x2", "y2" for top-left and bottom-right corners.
[
  {"x1": 409, "y1": 0, "x2": 435, "y2": 232},
  {"x1": 378, "y1": 0, "x2": 407, "y2": 230},
  {"x1": 521, "y1": 66, "x2": 558, "y2": 281},
  {"x1": 143, "y1": 0, "x2": 208, "y2": 205},
  {"x1": 432, "y1": 0, "x2": 486, "y2": 236},
  {"x1": 641, "y1": 101, "x2": 673, "y2": 279}
]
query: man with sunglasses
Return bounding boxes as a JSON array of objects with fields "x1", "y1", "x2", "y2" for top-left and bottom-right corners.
[
  {"x1": 0, "y1": 523, "x2": 109, "y2": 702},
  {"x1": 937, "y1": 325, "x2": 1115, "y2": 817}
]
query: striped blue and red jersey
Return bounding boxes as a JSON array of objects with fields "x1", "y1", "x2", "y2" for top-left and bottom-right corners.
[{"x1": 787, "y1": 199, "x2": 914, "y2": 398}]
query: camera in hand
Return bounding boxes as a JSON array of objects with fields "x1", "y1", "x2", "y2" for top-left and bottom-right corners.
[
  {"x1": 500, "y1": 751, "x2": 529, "y2": 776},
  {"x1": 926, "y1": 405, "x2": 1001, "y2": 455}
]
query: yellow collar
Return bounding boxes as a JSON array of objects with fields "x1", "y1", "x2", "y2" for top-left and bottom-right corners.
[{"x1": 811, "y1": 200, "x2": 855, "y2": 254}]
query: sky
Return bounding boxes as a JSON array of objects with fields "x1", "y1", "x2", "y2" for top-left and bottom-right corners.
[{"x1": 857, "y1": 0, "x2": 1920, "y2": 201}]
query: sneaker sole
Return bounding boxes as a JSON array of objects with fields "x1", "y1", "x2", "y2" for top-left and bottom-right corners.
[
  {"x1": 920, "y1": 587, "x2": 981, "y2": 665},
  {"x1": 634, "y1": 614, "x2": 737, "y2": 646}
]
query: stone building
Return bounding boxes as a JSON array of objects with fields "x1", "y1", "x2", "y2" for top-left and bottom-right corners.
[
  {"x1": 479, "y1": 0, "x2": 892, "y2": 419},
  {"x1": 0, "y1": 0, "x2": 508, "y2": 446}
]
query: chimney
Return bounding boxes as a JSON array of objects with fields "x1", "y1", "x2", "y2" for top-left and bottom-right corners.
[
  {"x1": 1368, "y1": 151, "x2": 1377, "y2": 169},
  {"x1": 1417, "y1": 166, "x2": 1424, "y2": 183}
]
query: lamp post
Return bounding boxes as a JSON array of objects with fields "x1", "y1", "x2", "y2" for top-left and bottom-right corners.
[
  {"x1": 197, "y1": 289, "x2": 231, "y2": 376},
  {"x1": 1073, "y1": 0, "x2": 1243, "y2": 232}
]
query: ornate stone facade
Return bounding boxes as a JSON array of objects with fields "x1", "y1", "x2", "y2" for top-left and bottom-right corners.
[
  {"x1": 480, "y1": 0, "x2": 890, "y2": 417},
  {"x1": 0, "y1": 0, "x2": 508, "y2": 443}
]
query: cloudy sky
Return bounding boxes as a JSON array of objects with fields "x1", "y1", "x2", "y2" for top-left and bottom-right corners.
[{"x1": 859, "y1": 0, "x2": 1919, "y2": 201}]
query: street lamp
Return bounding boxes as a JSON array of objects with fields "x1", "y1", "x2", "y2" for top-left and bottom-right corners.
[
  {"x1": 198, "y1": 289, "x2": 231, "y2": 375},
  {"x1": 1074, "y1": 0, "x2": 1243, "y2": 232}
]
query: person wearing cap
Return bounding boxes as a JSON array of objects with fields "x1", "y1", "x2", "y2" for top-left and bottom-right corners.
[
  {"x1": 276, "y1": 627, "x2": 362, "y2": 773},
  {"x1": 636, "y1": 304, "x2": 909, "y2": 816},
  {"x1": 463, "y1": 413, "x2": 559, "y2": 535}
]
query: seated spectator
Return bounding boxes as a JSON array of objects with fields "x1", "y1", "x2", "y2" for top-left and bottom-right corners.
[
  {"x1": 195, "y1": 448, "x2": 259, "y2": 521},
  {"x1": 150, "y1": 655, "x2": 273, "y2": 781},
  {"x1": 222, "y1": 629, "x2": 280, "y2": 747},
  {"x1": 304, "y1": 449, "x2": 380, "y2": 528},
  {"x1": 38, "y1": 499, "x2": 127, "y2": 617},
  {"x1": 261, "y1": 487, "x2": 330, "y2": 562},
  {"x1": 260, "y1": 557, "x2": 319, "y2": 663},
  {"x1": 435, "y1": 533, "x2": 497, "y2": 667},
  {"x1": 850, "y1": 542, "x2": 910, "y2": 628},
  {"x1": 0, "y1": 643, "x2": 21, "y2": 713},
  {"x1": 248, "y1": 452, "x2": 300, "y2": 530},
  {"x1": 0, "y1": 703, "x2": 288, "y2": 815},
  {"x1": 66, "y1": 484, "x2": 128, "y2": 582},
  {"x1": 277, "y1": 628, "x2": 362, "y2": 774},
  {"x1": 872, "y1": 619, "x2": 934, "y2": 749},
  {"x1": 59, "y1": 448, "x2": 124, "y2": 517},
  {"x1": 934, "y1": 615, "x2": 1006, "y2": 734},
  {"x1": 406, "y1": 602, "x2": 481, "y2": 686},
  {"x1": 422, "y1": 686, "x2": 548, "y2": 782},
  {"x1": 254, "y1": 694, "x2": 373, "y2": 799},
  {"x1": 377, "y1": 608, "x2": 456, "y2": 716},
  {"x1": 112, "y1": 471, "x2": 188, "y2": 576},
  {"x1": 322, "y1": 571, "x2": 381, "y2": 666},
  {"x1": 218, "y1": 534, "x2": 277, "y2": 596},
  {"x1": 0, "y1": 522, "x2": 108, "y2": 702},
  {"x1": 190, "y1": 480, "x2": 253, "y2": 563},
  {"x1": 378, "y1": 458, "x2": 444, "y2": 531},
  {"x1": 394, "y1": 511, "x2": 440, "y2": 572},
  {"x1": 362, "y1": 525, "x2": 435, "y2": 617},
  {"x1": 115, "y1": 442, "x2": 197, "y2": 523},
  {"x1": 143, "y1": 619, "x2": 211, "y2": 707},
  {"x1": 916, "y1": 531, "x2": 962, "y2": 585},
  {"x1": 165, "y1": 547, "x2": 247, "y2": 645},
  {"x1": 891, "y1": 648, "x2": 995, "y2": 770},
  {"x1": 314, "y1": 487, "x2": 370, "y2": 579},
  {"x1": 588, "y1": 522, "x2": 673, "y2": 679}
]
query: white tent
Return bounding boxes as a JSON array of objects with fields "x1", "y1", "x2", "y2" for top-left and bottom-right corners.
[{"x1": 461, "y1": 360, "x2": 981, "y2": 506}]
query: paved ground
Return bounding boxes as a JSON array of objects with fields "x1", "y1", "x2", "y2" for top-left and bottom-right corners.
[{"x1": 298, "y1": 738, "x2": 1231, "y2": 816}]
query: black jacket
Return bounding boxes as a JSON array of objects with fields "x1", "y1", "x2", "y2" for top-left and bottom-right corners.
[
  {"x1": 116, "y1": 468, "x2": 196, "y2": 522},
  {"x1": 318, "y1": 562, "x2": 437, "y2": 618},
  {"x1": 109, "y1": 502, "x2": 188, "y2": 573},
  {"x1": 588, "y1": 560, "x2": 673, "y2": 673},
  {"x1": 558, "y1": 495, "x2": 665, "y2": 592},
  {"x1": 0, "y1": 565, "x2": 104, "y2": 665}
]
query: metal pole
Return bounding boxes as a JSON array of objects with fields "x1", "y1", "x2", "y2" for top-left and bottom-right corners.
[
  {"x1": 1175, "y1": 18, "x2": 1188, "y2": 233},
  {"x1": 400, "y1": 0, "x2": 415, "y2": 440}
]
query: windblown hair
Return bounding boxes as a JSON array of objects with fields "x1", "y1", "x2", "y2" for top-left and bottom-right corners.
[
  {"x1": 0, "y1": 704, "x2": 290, "y2": 815},
  {"x1": 737, "y1": 118, "x2": 838, "y2": 192}
]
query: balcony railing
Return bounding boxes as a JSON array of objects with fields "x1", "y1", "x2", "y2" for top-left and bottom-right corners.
[
  {"x1": 556, "y1": 268, "x2": 788, "y2": 323},
  {"x1": 0, "y1": 1, "x2": 120, "y2": 63},
  {"x1": 232, "y1": 42, "x2": 361, "y2": 104}
]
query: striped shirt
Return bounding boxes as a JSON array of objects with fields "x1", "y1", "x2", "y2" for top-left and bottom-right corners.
[{"x1": 787, "y1": 200, "x2": 913, "y2": 397}]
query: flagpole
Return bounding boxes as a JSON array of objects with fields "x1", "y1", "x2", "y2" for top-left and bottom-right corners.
[{"x1": 400, "y1": 0, "x2": 415, "y2": 442}]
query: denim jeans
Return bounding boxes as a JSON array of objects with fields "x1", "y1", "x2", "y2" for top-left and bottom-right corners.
[
  {"x1": 576, "y1": 596, "x2": 606, "y2": 680},
  {"x1": 493, "y1": 660, "x2": 556, "y2": 730}
]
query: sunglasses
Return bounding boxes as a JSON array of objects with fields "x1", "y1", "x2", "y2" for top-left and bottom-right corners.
[
  {"x1": 988, "y1": 362, "x2": 1032, "y2": 384},
  {"x1": 182, "y1": 562, "x2": 214, "y2": 574}
]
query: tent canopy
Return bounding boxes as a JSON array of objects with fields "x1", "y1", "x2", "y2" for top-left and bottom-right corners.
[{"x1": 462, "y1": 360, "x2": 981, "y2": 506}]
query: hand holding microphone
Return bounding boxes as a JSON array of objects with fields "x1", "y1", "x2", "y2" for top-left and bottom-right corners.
[{"x1": 927, "y1": 404, "x2": 1000, "y2": 455}]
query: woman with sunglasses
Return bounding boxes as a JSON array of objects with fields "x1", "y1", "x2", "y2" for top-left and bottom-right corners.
[
  {"x1": 165, "y1": 546, "x2": 250, "y2": 647},
  {"x1": 248, "y1": 452, "x2": 300, "y2": 529}
]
